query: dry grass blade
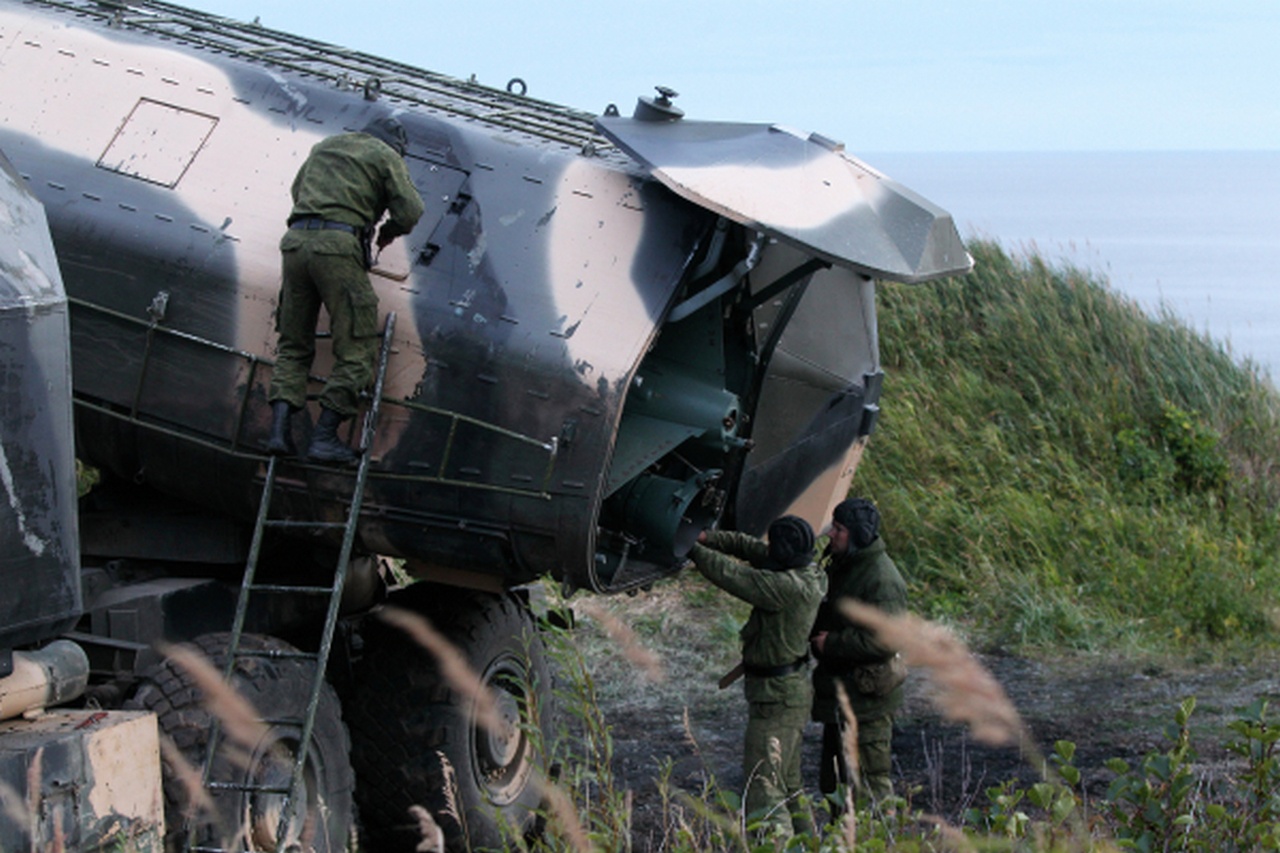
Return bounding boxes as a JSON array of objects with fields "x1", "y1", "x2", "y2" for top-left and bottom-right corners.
[
  {"x1": 436, "y1": 752, "x2": 467, "y2": 843},
  {"x1": 18, "y1": 750, "x2": 67, "y2": 853},
  {"x1": 835, "y1": 682, "x2": 858, "y2": 849},
  {"x1": 50, "y1": 803, "x2": 65, "y2": 853},
  {"x1": 0, "y1": 777, "x2": 31, "y2": 833},
  {"x1": 25, "y1": 747, "x2": 41, "y2": 840},
  {"x1": 408, "y1": 805, "x2": 445, "y2": 852},
  {"x1": 158, "y1": 734, "x2": 214, "y2": 821},
  {"x1": 838, "y1": 600, "x2": 1027, "y2": 748},
  {"x1": 161, "y1": 642, "x2": 268, "y2": 749},
  {"x1": 534, "y1": 772, "x2": 593, "y2": 853},
  {"x1": 838, "y1": 602, "x2": 1100, "y2": 848},
  {"x1": 578, "y1": 600, "x2": 666, "y2": 683},
  {"x1": 681, "y1": 705, "x2": 705, "y2": 768},
  {"x1": 921, "y1": 814, "x2": 977, "y2": 851},
  {"x1": 835, "y1": 682, "x2": 860, "y2": 782},
  {"x1": 380, "y1": 607, "x2": 503, "y2": 734},
  {"x1": 673, "y1": 789, "x2": 748, "y2": 852}
]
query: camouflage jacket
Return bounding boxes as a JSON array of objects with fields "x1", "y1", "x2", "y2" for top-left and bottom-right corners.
[
  {"x1": 284, "y1": 132, "x2": 425, "y2": 239},
  {"x1": 691, "y1": 530, "x2": 827, "y2": 706},
  {"x1": 811, "y1": 536, "x2": 908, "y2": 721}
]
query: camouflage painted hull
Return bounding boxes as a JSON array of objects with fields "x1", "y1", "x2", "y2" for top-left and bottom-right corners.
[
  {"x1": 0, "y1": 149, "x2": 80, "y2": 655},
  {"x1": 0, "y1": 0, "x2": 969, "y2": 594}
]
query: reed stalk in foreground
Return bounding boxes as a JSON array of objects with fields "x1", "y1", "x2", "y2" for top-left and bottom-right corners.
[
  {"x1": 578, "y1": 600, "x2": 666, "y2": 683},
  {"x1": 158, "y1": 734, "x2": 214, "y2": 823},
  {"x1": 162, "y1": 641, "x2": 272, "y2": 849},
  {"x1": 835, "y1": 682, "x2": 860, "y2": 850},
  {"x1": 161, "y1": 642, "x2": 267, "y2": 750},
  {"x1": 839, "y1": 599, "x2": 1095, "y2": 844},
  {"x1": 379, "y1": 606, "x2": 503, "y2": 734},
  {"x1": 408, "y1": 805, "x2": 444, "y2": 852},
  {"x1": 838, "y1": 601, "x2": 1030, "y2": 751},
  {"x1": 534, "y1": 770, "x2": 595, "y2": 853}
]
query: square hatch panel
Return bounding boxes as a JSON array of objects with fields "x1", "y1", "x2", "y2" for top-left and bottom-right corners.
[{"x1": 98, "y1": 98, "x2": 217, "y2": 188}]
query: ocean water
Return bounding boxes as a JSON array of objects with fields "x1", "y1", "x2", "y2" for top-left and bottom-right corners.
[{"x1": 864, "y1": 151, "x2": 1280, "y2": 379}]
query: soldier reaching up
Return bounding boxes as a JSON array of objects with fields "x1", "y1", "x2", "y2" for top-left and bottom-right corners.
[
  {"x1": 266, "y1": 115, "x2": 425, "y2": 463},
  {"x1": 689, "y1": 516, "x2": 827, "y2": 840}
]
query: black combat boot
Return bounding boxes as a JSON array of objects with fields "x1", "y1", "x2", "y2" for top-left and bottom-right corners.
[
  {"x1": 265, "y1": 400, "x2": 298, "y2": 456},
  {"x1": 307, "y1": 407, "x2": 358, "y2": 464}
]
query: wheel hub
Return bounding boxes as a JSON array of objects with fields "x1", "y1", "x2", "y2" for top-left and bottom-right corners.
[{"x1": 483, "y1": 687, "x2": 523, "y2": 769}]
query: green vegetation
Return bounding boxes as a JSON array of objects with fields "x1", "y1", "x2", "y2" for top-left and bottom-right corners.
[
  {"x1": 75, "y1": 458, "x2": 99, "y2": 496},
  {"x1": 859, "y1": 240, "x2": 1280, "y2": 651}
]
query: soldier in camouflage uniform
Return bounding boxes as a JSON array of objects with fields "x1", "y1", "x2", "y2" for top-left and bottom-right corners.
[
  {"x1": 690, "y1": 516, "x2": 827, "y2": 839},
  {"x1": 267, "y1": 116, "x2": 425, "y2": 463},
  {"x1": 810, "y1": 497, "x2": 908, "y2": 806}
]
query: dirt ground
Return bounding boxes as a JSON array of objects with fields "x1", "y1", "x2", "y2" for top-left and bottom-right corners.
[{"x1": 595, "y1": 644, "x2": 1280, "y2": 847}]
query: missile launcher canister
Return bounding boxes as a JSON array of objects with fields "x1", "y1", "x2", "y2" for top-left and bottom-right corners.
[
  {"x1": 0, "y1": 2, "x2": 970, "y2": 849},
  {"x1": 0, "y1": 0, "x2": 969, "y2": 596}
]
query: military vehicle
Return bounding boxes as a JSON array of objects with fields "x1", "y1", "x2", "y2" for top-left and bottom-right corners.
[
  {"x1": 1, "y1": 143, "x2": 168, "y2": 851},
  {"x1": 0, "y1": 0, "x2": 971, "y2": 850}
]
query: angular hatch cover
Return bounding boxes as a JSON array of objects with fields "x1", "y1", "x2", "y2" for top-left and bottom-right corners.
[{"x1": 596, "y1": 116, "x2": 972, "y2": 283}]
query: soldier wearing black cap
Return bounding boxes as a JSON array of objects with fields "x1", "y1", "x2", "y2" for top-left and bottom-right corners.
[
  {"x1": 810, "y1": 497, "x2": 908, "y2": 806},
  {"x1": 267, "y1": 116, "x2": 425, "y2": 462},
  {"x1": 690, "y1": 515, "x2": 827, "y2": 840}
]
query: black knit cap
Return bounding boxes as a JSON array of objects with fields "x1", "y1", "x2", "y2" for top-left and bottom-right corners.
[
  {"x1": 362, "y1": 116, "x2": 408, "y2": 157},
  {"x1": 832, "y1": 498, "x2": 879, "y2": 550},
  {"x1": 767, "y1": 515, "x2": 815, "y2": 568}
]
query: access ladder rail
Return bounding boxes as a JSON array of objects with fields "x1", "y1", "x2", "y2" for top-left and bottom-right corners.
[{"x1": 186, "y1": 311, "x2": 397, "y2": 853}]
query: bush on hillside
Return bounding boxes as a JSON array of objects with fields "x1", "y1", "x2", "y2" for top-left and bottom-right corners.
[{"x1": 859, "y1": 240, "x2": 1280, "y2": 651}]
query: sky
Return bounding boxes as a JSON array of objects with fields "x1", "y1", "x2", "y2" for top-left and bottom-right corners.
[{"x1": 188, "y1": 1, "x2": 1278, "y2": 152}]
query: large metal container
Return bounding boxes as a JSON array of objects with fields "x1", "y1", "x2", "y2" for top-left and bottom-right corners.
[
  {"x1": 0, "y1": 152, "x2": 81, "y2": 661},
  {"x1": 0, "y1": 1, "x2": 969, "y2": 595}
]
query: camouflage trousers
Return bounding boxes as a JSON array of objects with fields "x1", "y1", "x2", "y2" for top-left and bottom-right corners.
[
  {"x1": 744, "y1": 699, "x2": 811, "y2": 839},
  {"x1": 819, "y1": 713, "x2": 894, "y2": 803},
  {"x1": 269, "y1": 235, "x2": 380, "y2": 417}
]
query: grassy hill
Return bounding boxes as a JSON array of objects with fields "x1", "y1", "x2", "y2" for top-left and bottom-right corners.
[{"x1": 855, "y1": 240, "x2": 1280, "y2": 653}]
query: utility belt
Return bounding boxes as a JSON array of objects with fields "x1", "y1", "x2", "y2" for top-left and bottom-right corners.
[
  {"x1": 289, "y1": 217, "x2": 361, "y2": 235},
  {"x1": 743, "y1": 654, "x2": 811, "y2": 679},
  {"x1": 289, "y1": 218, "x2": 375, "y2": 269}
]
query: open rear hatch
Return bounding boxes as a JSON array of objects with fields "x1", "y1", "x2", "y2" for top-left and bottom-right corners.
[
  {"x1": 589, "y1": 101, "x2": 975, "y2": 587},
  {"x1": 596, "y1": 112, "x2": 972, "y2": 283}
]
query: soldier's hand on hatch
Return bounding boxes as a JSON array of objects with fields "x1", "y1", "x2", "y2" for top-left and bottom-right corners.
[{"x1": 811, "y1": 631, "x2": 828, "y2": 656}]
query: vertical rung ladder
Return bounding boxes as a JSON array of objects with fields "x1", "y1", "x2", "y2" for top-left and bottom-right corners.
[{"x1": 186, "y1": 312, "x2": 396, "y2": 853}]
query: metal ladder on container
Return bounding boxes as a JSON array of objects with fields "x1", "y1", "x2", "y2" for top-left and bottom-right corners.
[{"x1": 186, "y1": 312, "x2": 397, "y2": 853}]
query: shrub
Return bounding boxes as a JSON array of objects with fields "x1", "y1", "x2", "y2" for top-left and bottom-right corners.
[{"x1": 861, "y1": 240, "x2": 1280, "y2": 652}]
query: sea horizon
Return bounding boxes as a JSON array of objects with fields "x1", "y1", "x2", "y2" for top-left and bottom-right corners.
[{"x1": 862, "y1": 150, "x2": 1280, "y2": 380}]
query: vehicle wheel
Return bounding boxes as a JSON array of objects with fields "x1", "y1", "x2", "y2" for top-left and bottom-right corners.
[
  {"x1": 126, "y1": 632, "x2": 355, "y2": 852},
  {"x1": 347, "y1": 586, "x2": 556, "y2": 852}
]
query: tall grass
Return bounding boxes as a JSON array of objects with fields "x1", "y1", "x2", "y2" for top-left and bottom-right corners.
[
  {"x1": 860, "y1": 240, "x2": 1280, "y2": 651},
  {"x1": 531, "y1": 594, "x2": 1280, "y2": 852}
]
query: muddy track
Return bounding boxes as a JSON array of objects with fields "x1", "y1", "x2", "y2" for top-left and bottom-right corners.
[{"x1": 599, "y1": 650, "x2": 1280, "y2": 847}]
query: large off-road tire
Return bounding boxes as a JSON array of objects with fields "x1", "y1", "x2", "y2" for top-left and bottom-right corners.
[
  {"x1": 346, "y1": 586, "x2": 556, "y2": 852},
  {"x1": 127, "y1": 633, "x2": 355, "y2": 852}
]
